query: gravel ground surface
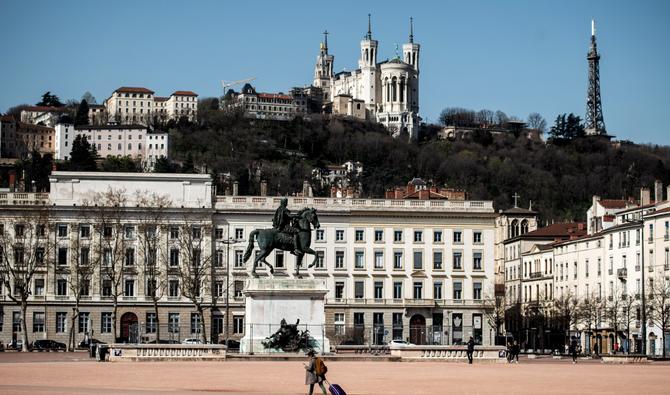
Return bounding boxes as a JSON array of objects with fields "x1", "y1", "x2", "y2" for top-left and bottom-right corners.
[{"x1": 0, "y1": 353, "x2": 668, "y2": 394}]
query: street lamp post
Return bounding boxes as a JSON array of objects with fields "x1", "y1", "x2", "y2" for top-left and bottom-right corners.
[{"x1": 220, "y1": 232, "x2": 237, "y2": 346}]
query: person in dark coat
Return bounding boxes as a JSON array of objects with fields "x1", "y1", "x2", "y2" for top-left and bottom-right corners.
[
  {"x1": 466, "y1": 336, "x2": 475, "y2": 364},
  {"x1": 569, "y1": 339, "x2": 578, "y2": 364},
  {"x1": 304, "y1": 350, "x2": 327, "y2": 395}
]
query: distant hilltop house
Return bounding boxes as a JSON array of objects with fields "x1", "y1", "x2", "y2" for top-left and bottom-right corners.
[
  {"x1": 0, "y1": 114, "x2": 55, "y2": 158},
  {"x1": 102, "y1": 87, "x2": 198, "y2": 125},
  {"x1": 225, "y1": 83, "x2": 322, "y2": 121},
  {"x1": 386, "y1": 178, "x2": 466, "y2": 200},
  {"x1": 20, "y1": 106, "x2": 70, "y2": 127},
  {"x1": 311, "y1": 161, "x2": 364, "y2": 199}
]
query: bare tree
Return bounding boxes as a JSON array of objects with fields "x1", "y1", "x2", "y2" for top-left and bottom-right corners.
[
  {"x1": 577, "y1": 292, "x2": 604, "y2": 354},
  {"x1": 527, "y1": 112, "x2": 547, "y2": 133},
  {"x1": 83, "y1": 188, "x2": 128, "y2": 341},
  {"x1": 647, "y1": 278, "x2": 670, "y2": 358},
  {"x1": 175, "y1": 211, "x2": 213, "y2": 343},
  {"x1": 605, "y1": 285, "x2": 626, "y2": 351},
  {"x1": 65, "y1": 222, "x2": 93, "y2": 351},
  {"x1": 620, "y1": 291, "x2": 638, "y2": 354},
  {"x1": 0, "y1": 207, "x2": 54, "y2": 351},
  {"x1": 135, "y1": 192, "x2": 172, "y2": 342},
  {"x1": 552, "y1": 292, "x2": 579, "y2": 347},
  {"x1": 483, "y1": 293, "x2": 505, "y2": 344}
]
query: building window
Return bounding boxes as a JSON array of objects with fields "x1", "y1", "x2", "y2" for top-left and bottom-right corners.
[
  {"x1": 78, "y1": 312, "x2": 90, "y2": 333},
  {"x1": 453, "y1": 252, "x2": 463, "y2": 270},
  {"x1": 355, "y1": 251, "x2": 365, "y2": 269},
  {"x1": 413, "y1": 282, "x2": 423, "y2": 299},
  {"x1": 58, "y1": 248, "x2": 67, "y2": 266},
  {"x1": 191, "y1": 313, "x2": 202, "y2": 334},
  {"x1": 335, "y1": 251, "x2": 345, "y2": 269},
  {"x1": 394, "y1": 230, "x2": 403, "y2": 242},
  {"x1": 168, "y1": 280, "x2": 179, "y2": 297},
  {"x1": 393, "y1": 281, "x2": 403, "y2": 299},
  {"x1": 334, "y1": 313, "x2": 345, "y2": 335},
  {"x1": 453, "y1": 231, "x2": 462, "y2": 243},
  {"x1": 316, "y1": 229, "x2": 325, "y2": 241},
  {"x1": 103, "y1": 226, "x2": 113, "y2": 238},
  {"x1": 168, "y1": 313, "x2": 180, "y2": 334},
  {"x1": 335, "y1": 229, "x2": 344, "y2": 241},
  {"x1": 191, "y1": 226, "x2": 201, "y2": 239},
  {"x1": 453, "y1": 281, "x2": 462, "y2": 300},
  {"x1": 433, "y1": 251, "x2": 443, "y2": 270},
  {"x1": 214, "y1": 250, "x2": 224, "y2": 268},
  {"x1": 56, "y1": 312, "x2": 67, "y2": 333},
  {"x1": 414, "y1": 230, "x2": 423, "y2": 243},
  {"x1": 393, "y1": 251, "x2": 403, "y2": 269},
  {"x1": 34, "y1": 278, "x2": 45, "y2": 296},
  {"x1": 374, "y1": 281, "x2": 384, "y2": 299},
  {"x1": 473, "y1": 231, "x2": 482, "y2": 244},
  {"x1": 473, "y1": 282, "x2": 482, "y2": 300},
  {"x1": 124, "y1": 225, "x2": 135, "y2": 239},
  {"x1": 413, "y1": 251, "x2": 423, "y2": 270},
  {"x1": 13, "y1": 311, "x2": 21, "y2": 332},
  {"x1": 235, "y1": 228, "x2": 244, "y2": 240},
  {"x1": 315, "y1": 251, "x2": 325, "y2": 269},
  {"x1": 56, "y1": 279, "x2": 67, "y2": 296},
  {"x1": 233, "y1": 316, "x2": 244, "y2": 334},
  {"x1": 33, "y1": 312, "x2": 45, "y2": 332},
  {"x1": 234, "y1": 250, "x2": 244, "y2": 268},
  {"x1": 102, "y1": 279, "x2": 112, "y2": 297},
  {"x1": 57, "y1": 224, "x2": 68, "y2": 237},
  {"x1": 374, "y1": 251, "x2": 384, "y2": 269},
  {"x1": 212, "y1": 315, "x2": 224, "y2": 335},
  {"x1": 275, "y1": 251, "x2": 285, "y2": 269},
  {"x1": 170, "y1": 227, "x2": 179, "y2": 239},
  {"x1": 124, "y1": 279, "x2": 135, "y2": 297},
  {"x1": 234, "y1": 281, "x2": 244, "y2": 298},
  {"x1": 355, "y1": 229, "x2": 364, "y2": 242},
  {"x1": 374, "y1": 230, "x2": 384, "y2": 242},
  {"x1": 473, "y1": 252, "x2": 482, "y2": 270},
  {"x1": 101, "y1": 312, "x2": 113, "y2": 333},
  {"x1": 214, "y1": 281, "x2": 224, "y2": 298},
  {"x1": 354, "y1": 281, "x2": 365, "y2": 299},
  {"x1": 125, "y1": 248, "x2": 135, "y2": 266},
  {"x1": 434, "y1": 230, "x2": 442, "y2": 242},
  {"x1": 434, "y1": 282, "x2": 443, "y2": 300},
  {"x1": 335, "y1": 282, "x2": 345, "y2": 299},
  {"x1": 80, "y1": 225, "x2": 91, "y2": 238}
]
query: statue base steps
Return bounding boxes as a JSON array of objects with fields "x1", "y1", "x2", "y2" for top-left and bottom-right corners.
[{"x1": 240, "y1": 278, "x2": 331, "y2": 354}]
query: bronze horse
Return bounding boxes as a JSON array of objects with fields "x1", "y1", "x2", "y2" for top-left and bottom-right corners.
[{"x1": 243, "y1": 207, "x2": 320, "y2": 278}]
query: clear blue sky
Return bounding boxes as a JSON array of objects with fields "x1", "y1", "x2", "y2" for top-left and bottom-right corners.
[{"x1": 1, "y1": 0, "x2": 668, "y2": 144}]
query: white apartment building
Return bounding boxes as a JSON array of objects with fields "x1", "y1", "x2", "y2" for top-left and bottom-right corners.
[
  {"x1": 53, "y1": 123, "x2": 168, "y2": 168},
  {"x1": 0, "y1": 172, "x2": 497, "y2": 348},
  {"x1": 20, "y1": 106, "x2": 69, "y2": 127}
]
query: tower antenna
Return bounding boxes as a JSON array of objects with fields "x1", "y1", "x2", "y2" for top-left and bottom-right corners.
[
  {"x1": 585, "y1": 18, "x2": 606, "y2": 135},
  {"x1": 409, "y1": 17, "x2": 414, "y2": 43}
]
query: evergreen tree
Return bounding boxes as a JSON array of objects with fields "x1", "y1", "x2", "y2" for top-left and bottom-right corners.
[
  {"x1": 153, "y1": 156, "x2": 178, "y2": 173},
  {"x1": 75, "y1": 99, "x2": 89, "y2": 125},
  {"x1": 69, "y1": 135, "x2": 97, "y2": 171},
  {"x1": 36, "y1": 91, "x2": 64, "y2": 107}
]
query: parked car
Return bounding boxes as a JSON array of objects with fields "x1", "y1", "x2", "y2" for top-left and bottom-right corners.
[
  {"x1": 10, "y1": 340, "x2": 24, "y2": 351},
  {"x1": 181, "y1": 338, "x2": 204, "y2": 344},
  {"x1": 31, "y1": 340, "x2": 66, "y2": 351},
  {"x1": 221, "y1": 339, "x2": 240, "y2": 351},
  {"x1": 78, "y1": 338, "x2": 105, "y2": 349},
  {"x1": 388, "y1": 339, "x2": 415, "y2": 347}
]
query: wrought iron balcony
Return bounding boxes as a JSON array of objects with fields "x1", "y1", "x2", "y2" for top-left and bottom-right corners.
[
  {"x1": 529, "y1": 272, "x2": 543, "y2": 279},
  {"x1": 617, "y1": 268, "x2": 627, "y2": 279}
]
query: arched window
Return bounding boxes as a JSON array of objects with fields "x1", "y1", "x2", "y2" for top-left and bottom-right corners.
[
  {"x1": 365, "y1": 48, "x2": 368, "y2": 62},
  {"x1": 511, "y1": 219, "x2": 519, "y2": 238},
  {"x1": 521, "y1": 220, "x2": 529, "y2": 235},
  {"x1": 392, "y1": 77, "x2": 397, "y2": 102},
  {"x1": 370, "y1": 48, "x2": 374, "y2": 65},
  {"x1": 399, "y1": 77, "x2": 405, "y2": 103}
]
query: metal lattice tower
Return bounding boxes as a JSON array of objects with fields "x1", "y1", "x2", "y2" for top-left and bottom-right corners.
[{"x1": 585, "y1": 19, "x2": 606, "y2": 135}]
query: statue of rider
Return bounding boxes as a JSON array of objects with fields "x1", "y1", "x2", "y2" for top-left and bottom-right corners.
[{"x1": 272, "y1": 197, "x2": 300, "y2": 255}]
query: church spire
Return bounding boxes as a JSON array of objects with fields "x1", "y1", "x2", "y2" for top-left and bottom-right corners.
[
  {"x1": 366, "y1": 13, "x2": 372, "y2": 40},
  {"x1": 322, "y1": 30, "x2": 329, "y2": 53},
  {"x1": 409, "y1": 17, "x2": 414, "y2": 43}
]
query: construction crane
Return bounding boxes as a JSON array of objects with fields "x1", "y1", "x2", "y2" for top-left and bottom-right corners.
[{"x1": 221, "y1": 77, "x2": 256, "y2": 96}]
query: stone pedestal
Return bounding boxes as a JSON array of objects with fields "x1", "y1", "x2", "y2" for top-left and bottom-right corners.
[{"x1": 240, "y1": 278, "x2": 330, "y2": 354}]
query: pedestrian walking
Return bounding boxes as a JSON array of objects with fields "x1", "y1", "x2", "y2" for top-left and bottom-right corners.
[
  {"x1": 512, "y1": 340, "x2": 520, "y2": 363},
  {"x1": 304, "y1": 350, "x2": 327, "y2": 395},
  {"x1": 466, "y1": 336, "x2": 475, "y2": 364},
  {"x1": 506, "y1": 341, "x2": 514, "y2": 363},
  {"x1": 569, "y1": 339, "x2": 578, "y2": 364}
]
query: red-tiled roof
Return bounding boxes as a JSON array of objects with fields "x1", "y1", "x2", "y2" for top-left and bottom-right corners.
[
  {"x1": 523, "y1": 222, "x2": 586, "y2": 238},
  {"x1": 115, "y1": 87, "x2": 155, "y2": 94},
  {"x1": 599, "y1": 199, "x2": 629, "y2": 209},
  {"x1": 0, "y1": 115, "x2": 15, "y2": 122},
  {"x1": 22, "y1": 106, "x2": 69, "y2": 113},
  {"x1": 17, "y1": 122, "x2": 55, "y2": 131},
  {"x1": 172, "y1": 90, "x2": 198, "y2": 96},
  {"x1": 154, "y1": 97, "x2": 168, "y2": 102}
]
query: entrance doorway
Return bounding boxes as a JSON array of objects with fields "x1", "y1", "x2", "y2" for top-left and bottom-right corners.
[
  {"x1": 120, "y1": 312, "x2": 138, "y2": 343},
  {"x1": 409, "y1": 314, "x2": 426, "y2": 345}
]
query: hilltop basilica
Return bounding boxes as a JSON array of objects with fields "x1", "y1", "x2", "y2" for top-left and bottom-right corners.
[{"x1": 312, "y1": 16, "x2": 421, "y2": 139}]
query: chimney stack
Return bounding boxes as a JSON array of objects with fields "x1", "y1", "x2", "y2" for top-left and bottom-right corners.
[
  {"x1": 232, "y1": 181, "x2": 239, "y2": 196},
  {"x1": 655, "y1": 180, "x2": 663, "y2": 203},
  {"x1": 640, "y1": 187, "x2": 651, "y2": 206},
  {"x1": 260, "y1": 180, "x2": 267, "y2": 197}
]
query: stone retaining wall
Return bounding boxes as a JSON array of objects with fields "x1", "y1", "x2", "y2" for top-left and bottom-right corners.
[
  {"x1": 390, "y1": 345, "x2": 506, "y2": 363},
  {"x1": 108, "y1": 344, "x2": 227, "y2": 362}
]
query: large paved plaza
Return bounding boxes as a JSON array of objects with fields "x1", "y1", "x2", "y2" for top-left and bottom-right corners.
[{"x1": 0, "y1": 353, "x2": 669, "y2": 394}]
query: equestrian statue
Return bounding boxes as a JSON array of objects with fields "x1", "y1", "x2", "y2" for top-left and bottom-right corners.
[{"x1": 242, "y1": 198, "x2": 321, "y2": 278}]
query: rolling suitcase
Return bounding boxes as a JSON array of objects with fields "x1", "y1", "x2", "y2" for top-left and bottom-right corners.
[{"x1": 325, "y1": 380, "x2": 346, "y2": 395}]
